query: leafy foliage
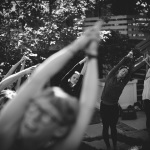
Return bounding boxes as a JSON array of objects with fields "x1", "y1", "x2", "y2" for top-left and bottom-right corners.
[
  {"x1": 98, "y1": 31, "x2": 139, "y2": 77},
  {"x1": 0, "y1": 0, "x2": 94, "y2": 75},
  {"x1": 0, "y1": 0, "x2": 144, "y2": 81}
]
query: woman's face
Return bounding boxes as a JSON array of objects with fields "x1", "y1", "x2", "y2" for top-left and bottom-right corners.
[
  {"x1": 70, "y1": 73, "x2": 80, "y2": 85},
  {"x1": 20, "y1": 96, "x2": 62, "y2": 141},
  {"x1": 117, "y1": 68, "x2": 128, "y2": 79}
]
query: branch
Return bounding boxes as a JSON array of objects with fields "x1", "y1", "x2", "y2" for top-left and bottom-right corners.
[{"x1": 13, "y1": 0, "x2": 20, "y2": 8}]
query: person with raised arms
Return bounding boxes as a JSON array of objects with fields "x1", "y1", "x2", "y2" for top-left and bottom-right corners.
[{"x1": 0, "y1": 20, "x2": 103, "y2": 150}]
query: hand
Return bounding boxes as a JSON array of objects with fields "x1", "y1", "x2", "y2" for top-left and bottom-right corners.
[
  {"x1": 127, "y1": 51, "x2": 133, "y2": 58},
  {"x1": 20, "y1": 55, "x2": 30, "y2": 63},
  {"x1": 74, "y1": 20, "x2": 103, "y2": 50}
]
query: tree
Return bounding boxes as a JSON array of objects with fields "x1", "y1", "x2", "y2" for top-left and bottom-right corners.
[
  {"x1": 1, "y1": 0, "x2": 142, "y2": 80},
  {"x1": 98, "y1": 30, "x2": 140, "y2": 78},
  {"x1": 0, "y1": 0, "x2": 103, "y2": 82},
  {"x1": 135, "y1": 0, "x2": 150, "y2": 34}
]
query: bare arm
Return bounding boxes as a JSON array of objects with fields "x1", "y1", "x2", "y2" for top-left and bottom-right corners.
[
  {"x1": 0, "y1": 66, "x2": 35, "y2": 92},
  {"x1": 108, "y1": 56, "x2": 130, "y2": 78},
  {"x1": 60, "y1": 63, "x2": 82, "y2": 87},
  {"x1": 60, "y1": 57, "x2": 88, "y2": 88},
  {"x1": 59, "y1": 43, "x2": 99, "y2": 150},
  {"x1": 2, "y1": 56, "x2": 26, "y2": 80},
  {"x1": 80, "y1": 57, "x2": 88, "y2": 75},
  {"x1": 15, "y1": 60, "x2": 26, "y2": 91},
  {"x1": 53, "y1": 21, "x2": 102, "y2": 150},
  {"x1": 132, "y1": 56, "x2": 149, "y2": 73}
]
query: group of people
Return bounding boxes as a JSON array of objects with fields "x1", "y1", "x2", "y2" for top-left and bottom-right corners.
[
  {"x1": 0, "y1": 19, "x2": 149, "y2": 150},
  {"x1": 0, "y1": 21, "x2": 102, "y2": 150}
]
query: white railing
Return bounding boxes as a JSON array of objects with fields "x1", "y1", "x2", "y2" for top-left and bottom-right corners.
[{"x1": 83, "y1": 15, "x2": 149, "y2": 40}]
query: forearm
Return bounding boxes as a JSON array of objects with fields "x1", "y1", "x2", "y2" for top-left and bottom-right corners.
[
  {"x1": 0, "y1": 68, "x2": 28, "y2": 91},
  {"x1": 80, "y1": 61, "x2": 88, "y2": 75},
  {"x1": 79, "y1": 57, "x2": 87, "y2": 65},
  {"x1": 15, "y1": 61, "x2": 26, "y2": 90},
  {"x1": 3, "y1": 61, "x2": 21, "y2": 80},
  {"x1": 61, "y1": 63, "x2": 81, "y2": 83},
  {"x1": 54, "y1": 58, "x2": 98, "y2": 150},
  {"x1": 55, "y1": 42, "x2": 99, "y2": 150},
  {"x1": 30, "y1": 41, "x2": 83, "y2": 89},
  {"x1": 132, "y1": 57, "x2": 148, "y2": 73}
]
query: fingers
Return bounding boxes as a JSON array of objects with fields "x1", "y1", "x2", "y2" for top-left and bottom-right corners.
[
  {"x1": 72, "y1": 20, "x2": 103, "y2": 52},
  {"x1": 93, "y1": 20, "x2": 103, "y2": 32},
  {"x1": 83, "y1": 21, "x2": 103, "y2": 56},
  {"x1": 84, "y1": 20, "x2": 103, "y2": 42}
]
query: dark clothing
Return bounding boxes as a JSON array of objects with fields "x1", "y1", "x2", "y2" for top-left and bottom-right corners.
[
  {"x1": 100, "y1": 55, "x2": 135, "y2": 148},
  {"x1": 100, "y1": 102, "x2": 119, "y2": 147},
  {"x1": 101, "y1": 56, "x2": 134, "y2": 105},
  {"x1": 143, "y1": 99, "x2": 150, "y2": 130},
  {"x1": 60, "y1": 63, "x2": 84, "y2": 98}
]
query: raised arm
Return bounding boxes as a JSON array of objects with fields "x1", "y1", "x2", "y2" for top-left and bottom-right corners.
[
  {"x1": 132, "y1": 56, "x2": 149, "y2": 73},
  {"x1": 2, "y1": 55, "x2": 27, "y2": 80},
  {"x1": 60, "y1": 62, "x2": 83, "y2": 86},
  {"x1": 15, "y1": 59, "x2": 26, "y2": 91},
  {"x1": 79, "y1": 57, "x2": 88, "y2": 65},
  {"x1": 0, "y1": 65, "x2": 36, "y2": 92},
  {"x1": 80, "y1": 57, "x2": 88, "y2": 75},
  {"x1": 0, "y1": 21, "x2": 101, "y2": 150},
  {"x1": 108, "y1": 57, "x2": 130, "y2": 78},
  {"x1": 53, "y1": 21, "x2": 102, "y2": 150},
  {"x1": 60, "y1": 57, "x2": 87, "y2": 88},
  {"x1": 72, "y1": 58, "x2": 88, "y2": 98}
]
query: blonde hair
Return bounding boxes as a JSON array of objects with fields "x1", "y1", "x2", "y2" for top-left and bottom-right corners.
[{"x1": 34, "y1": 87, "x2": 79, "y2": 126}]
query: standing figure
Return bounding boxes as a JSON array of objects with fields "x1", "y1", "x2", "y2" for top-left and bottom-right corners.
[
  {"x1": 100, "y1": 51, "x2": 136, "y2": 150},
  {"x1": 142, "y1": 68, "x2": 150, "y2": 133}
]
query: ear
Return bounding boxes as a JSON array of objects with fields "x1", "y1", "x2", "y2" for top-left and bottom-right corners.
[{"x1": 53, "y1": 126, "x2": 68, "y2": 138}]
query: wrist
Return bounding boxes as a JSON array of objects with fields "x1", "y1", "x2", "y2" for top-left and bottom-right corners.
[
  {"x1": 68, "y1": 39, "x2": 84, "y2": 56},
  {"x1": 86, "y1": 53, "x2": 98, "y2": 59}
]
